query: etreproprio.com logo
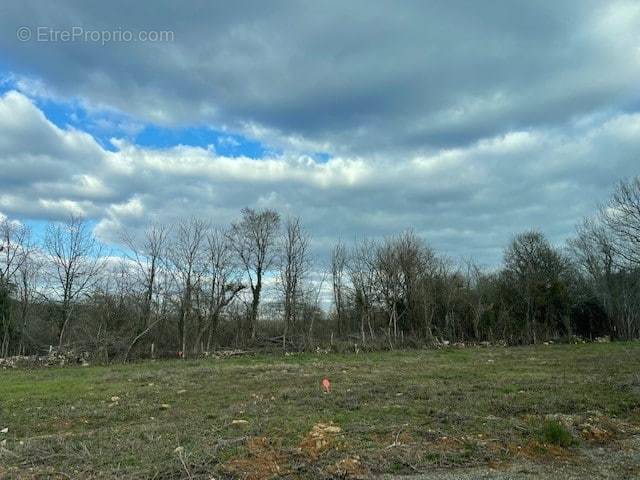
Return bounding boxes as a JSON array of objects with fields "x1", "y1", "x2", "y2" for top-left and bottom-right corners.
[{"x1": 17, "y1": 26, "x2": 175, "y2": 45}]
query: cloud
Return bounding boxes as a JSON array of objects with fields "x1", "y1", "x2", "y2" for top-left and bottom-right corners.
[
  {"x1": 0, "y1": 91, "x2": 639, "y2": 266},
  {"x1": 1, "y1": 1, "x2": 639, "y2": 157},
  {"x1": 0, "y1": 2, "x2": 639, "y2": 266},
  {"x1": 217, "y1": 135, "x2": 240, "y2": 149}
]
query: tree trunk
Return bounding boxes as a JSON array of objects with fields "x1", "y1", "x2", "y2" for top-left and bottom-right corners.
[
  {"x1": 250, "y1": 278, "x2": 261, "y2": 340},
  {"x1": 18, "y1": 301, "x2": 28, "y2": 356},
  {"x1": 58, "y1": 304, "x2": 71, "y2": 349},
  {"x1": 283, "y1": 312, "x2": 288, "y2": 351},
  {"x1": 206, "y1": 311, "x2": 220, "y2": 352}
]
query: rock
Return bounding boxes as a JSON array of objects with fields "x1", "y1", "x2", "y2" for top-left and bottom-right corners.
[{"x1": 0, "y1": 349, "x2": 91, "y2": 369}]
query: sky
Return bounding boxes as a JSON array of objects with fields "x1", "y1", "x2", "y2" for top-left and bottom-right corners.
[{"x1": 0, "y1": 1, "x2": 639, "y2": 267}]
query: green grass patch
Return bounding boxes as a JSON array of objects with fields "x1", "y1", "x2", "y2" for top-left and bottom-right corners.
[
  {"x1": 539, "y1": 420, "x2": 575, "y2": 447},
  {"x1": 0, "y1": 342, "x2": 639, "y2": 478}
]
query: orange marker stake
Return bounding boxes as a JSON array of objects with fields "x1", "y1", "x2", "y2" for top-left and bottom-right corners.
[{"x1": 321, "y1": 377, "x2": 332, "y2": 393}]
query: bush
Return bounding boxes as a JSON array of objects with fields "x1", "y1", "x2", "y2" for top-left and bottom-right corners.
[{"x1": 539, "y1": 420, "x2": 574, "y2": 447}]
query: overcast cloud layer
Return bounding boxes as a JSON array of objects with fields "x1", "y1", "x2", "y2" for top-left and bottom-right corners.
[{"x1": 0, "y1": 1, "x2": 639, "y2": 265}]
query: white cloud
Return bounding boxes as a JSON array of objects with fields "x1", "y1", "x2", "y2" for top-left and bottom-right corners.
[
  {"x1": 217, "y1": 135, "x2": 240, "y2": 149},
  {"x1": 0, "y1": 91, "x2": 638, "y2": 265},
  {"x1": 2, "y1": 1, "x2": 639, "y2": 157}
]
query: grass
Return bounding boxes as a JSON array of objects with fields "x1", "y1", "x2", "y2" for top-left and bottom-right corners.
[{"x1": 1, "y1": 342, "x2": 639, "y2": 478}]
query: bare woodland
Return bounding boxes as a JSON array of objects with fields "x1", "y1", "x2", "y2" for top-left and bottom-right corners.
[{"x1": 1, "y1": 177, "x2": 640, "y2": 361}]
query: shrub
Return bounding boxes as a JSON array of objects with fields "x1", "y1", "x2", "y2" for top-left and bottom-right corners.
[{"x1": 539, "y1": 420, "x2": 574, "y2": 447}]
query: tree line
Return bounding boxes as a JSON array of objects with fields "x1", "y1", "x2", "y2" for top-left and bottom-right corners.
[{"x1": 1, "y1": 177, "x2": 640, "y2": 360}]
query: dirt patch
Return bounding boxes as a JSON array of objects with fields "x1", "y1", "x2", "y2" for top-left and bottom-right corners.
[
  {"x1": 223, "y1": 436, "x2": 288, "y2": 480},
  {"x1": 509, "y1": 439, "x2": 572, "y2": 460},
  {"x1": 299, "y1": 422, "x2": 343, "y2": 459},
  {"x1": 579, "y1": 423, "x2": 614, "y2": 443},
  {"x1": 223, "y1": 423, "x2": 346, "y2": 479}
]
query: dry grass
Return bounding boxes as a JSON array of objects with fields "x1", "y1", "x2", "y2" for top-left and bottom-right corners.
[{"x1": 1, "y1": 342, "x2": 639, "y2": 478}]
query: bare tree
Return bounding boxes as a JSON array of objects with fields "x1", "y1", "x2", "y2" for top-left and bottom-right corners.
[
  {"x1": 569, "y1": 216, "x2": 639, "y2": 339},
  {"x1": 0, "y1": 217, "x2": 30, "y2": 281},
  {"x1": 306, "y1": 269, "x2": 328, "y2": 348},
  {"x1": 278, "y1": 216, "x2": 310, "y2": 349},
  {"x1": 373, "y1": 230, "x2": 439, "y2": 342},
  {"x1": 44, "y1": 216, "x2": 107, "y2": 349},
  {"x1": 569, "y1": 218, "x2": 615, "y2": 283},
  {"x1": 196, "y1": 227, "x2": 245, "y2": 353},
  {"x1": 349, "y1": 239, "x2": 378, "y2": 344},
  {"x1": 601, "y1": 176, "x2": 640, "y2": 268},
  {"x1": 122, "y1": 223, "x2": 170, "y2": 360},
  {"x1": 0, "y1": 218, "x2": 31, "y2": 356},
  {"x1": 168, "y1": 217, "x2": 208, "y2": 356},
  {"x1": 503, "y1": 230, "x2": 570, "y2": 343},
  {"x1": 331, "y1": 240, "x2": 348, "y2": 335},
  {"x1": 15, "y1": 242, "x2": 41, "y2": 356},
  {"x1": 229, "y1": 208, "x2": 280, "y2": 340},
  {"x1": 462, "y1": 259, "x2": 491, "y2": 341},
  {"x1": 87, "y1": 259, "x2": 134, "y2": 362},
  {"x1": 375, "y1": 237, "x2": 403, "y2": 342}
]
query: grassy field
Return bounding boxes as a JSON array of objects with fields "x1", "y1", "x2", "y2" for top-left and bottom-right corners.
[{"x1": 1, "y1": 342, "x2": 640, "y2": 479}]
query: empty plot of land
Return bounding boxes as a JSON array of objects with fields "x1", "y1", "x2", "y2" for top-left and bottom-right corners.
[{"x1": 1, "y1": 343, "x2": 640, "y2": 479}]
